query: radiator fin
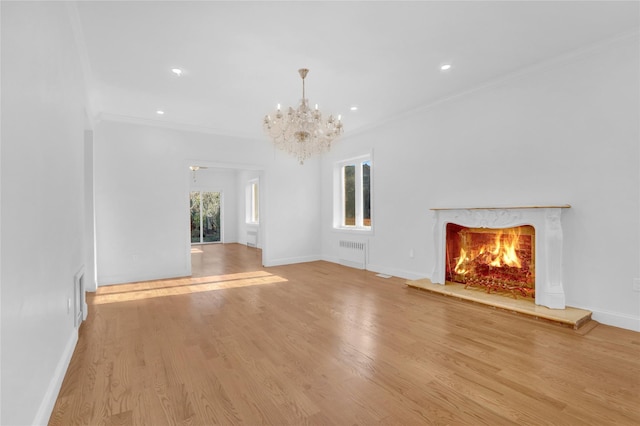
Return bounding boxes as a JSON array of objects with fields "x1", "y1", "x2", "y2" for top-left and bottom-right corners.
[{"x1": 338, "y1": 240, "x2": 367, "y2": 269}]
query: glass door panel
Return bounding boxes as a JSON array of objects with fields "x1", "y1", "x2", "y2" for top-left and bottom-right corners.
[
  {"x1": 202, "y1": 192, "x2": 220, "y2": 242},
  {"x1": 190, "y1": 191, "x2": 222, "y2": 244},
  {"x1": 190, "y1": 191, "x2": 201, "y2": 243}
]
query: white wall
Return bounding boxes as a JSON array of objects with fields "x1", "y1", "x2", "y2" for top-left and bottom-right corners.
[
  {"x1": 262, "y1": 155, "x2": 322, "y2": 265},
  {"x1": 190, "y1": 167, "x2": 238, "y2": 243},
  {"x1": 321, "y1": 35, "x2": 640, "y2": 331},
  {"x1": 1, "y1": 2, "x2": 87, "y2": 424},
  {"x1": 94, "y1": 120, "x2": 321, "y2": 284}
]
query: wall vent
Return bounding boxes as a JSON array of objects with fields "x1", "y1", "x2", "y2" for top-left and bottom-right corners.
[{"x1": 338, "y1": 240, "x2": 367, "y2": 270}]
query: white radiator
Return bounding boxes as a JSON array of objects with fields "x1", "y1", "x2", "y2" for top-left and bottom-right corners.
[
  {"x1": 247, "y1": 231, "x2": 258, "y2": 247},
  {"x1": 338, "y1": 240, "x2": 367, "y2": 270}
]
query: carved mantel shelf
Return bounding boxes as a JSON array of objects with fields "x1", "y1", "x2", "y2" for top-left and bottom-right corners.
[
  {"x1": 431, "y1": 205, "x2": 571, "y2": 210},
  {"x1": 430, "y1": 205, "x2": 570, "y2": 310}
]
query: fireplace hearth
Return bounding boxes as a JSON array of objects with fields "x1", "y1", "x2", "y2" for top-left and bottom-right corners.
[{"x1": 431, "y1": 205, "x2": 570, "y2": 309}]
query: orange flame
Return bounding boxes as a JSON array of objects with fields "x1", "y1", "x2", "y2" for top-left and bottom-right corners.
[
  {"x1": 454, "y1": 247, "x2": 469, "y2": 274},
  {"x1": 454, "y1": 228, "x2": 523, "y2": 275}
]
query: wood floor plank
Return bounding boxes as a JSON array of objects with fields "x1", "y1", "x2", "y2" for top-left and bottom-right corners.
[{"x1": 50, "y1": 243, "x2": 640, "y2": 425}]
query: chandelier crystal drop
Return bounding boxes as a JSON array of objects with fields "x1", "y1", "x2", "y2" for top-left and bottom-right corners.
[{"x1": 263, "y1": 68, "x2": 343, "y2": 164}]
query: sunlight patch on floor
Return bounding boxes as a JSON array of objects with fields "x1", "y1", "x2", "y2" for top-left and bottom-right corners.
[{"x1": 92, "y1": 271, "x2": 287, "y2": 304}]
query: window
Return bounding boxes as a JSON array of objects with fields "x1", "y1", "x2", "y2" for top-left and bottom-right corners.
[
  {"x1": 246, "y1": 180, "x2": 259, "y2": 224},
  {"x1": 335, "y1": 155, "x2": 372, "y2": 230}
]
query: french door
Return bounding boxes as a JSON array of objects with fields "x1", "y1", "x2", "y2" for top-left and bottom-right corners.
[{"x1": 190, "y1": 191, "x2": 222, "y2": 243}]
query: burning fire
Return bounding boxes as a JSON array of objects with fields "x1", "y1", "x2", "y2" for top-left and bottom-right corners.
[
  {"x1": 447, "y1": 224, "x2": 534, "y2": 297},
  {"x1": 454, "y1": 228, "x2": 523, "y2": 276}
]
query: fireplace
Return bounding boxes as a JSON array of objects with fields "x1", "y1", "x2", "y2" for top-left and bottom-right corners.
[
  {"x1": 446, "y1": 223, "x2": 535, "y2": 298},
  {"x1": 431, "y1": 205, "x2": 570, "y2": 309}
]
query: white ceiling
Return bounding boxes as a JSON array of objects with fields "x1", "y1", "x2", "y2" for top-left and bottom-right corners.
[{"x1": 74, "y1": 1, "x2": 639, "y2": 140}]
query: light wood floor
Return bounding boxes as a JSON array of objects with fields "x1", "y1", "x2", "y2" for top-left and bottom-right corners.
[{"x1": 50, "y1": 244, "x2": 640, "y2": 425}]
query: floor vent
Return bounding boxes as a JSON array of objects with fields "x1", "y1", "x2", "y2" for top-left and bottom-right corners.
[{"x1": 338, "y1": 240, "x2": 367, "y2": 269}]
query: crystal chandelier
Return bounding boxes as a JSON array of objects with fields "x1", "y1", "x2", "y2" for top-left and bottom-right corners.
[{"x1": 263, "y1": 68, "x2": 343, "y2": 164}]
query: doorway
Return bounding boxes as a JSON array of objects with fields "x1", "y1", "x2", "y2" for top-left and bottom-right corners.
[{"x1": 190, "y1": 191, "x2": 223, "y2": 243}]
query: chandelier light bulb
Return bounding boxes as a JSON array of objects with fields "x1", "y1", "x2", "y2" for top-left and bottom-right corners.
[{"x1": 263, "y1": 68, "x2": 343, "y2": 165}]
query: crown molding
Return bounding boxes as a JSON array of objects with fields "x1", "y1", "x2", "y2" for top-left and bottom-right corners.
[{"x1": 96, "y1": 112, "x2": 263, "y2": 141}]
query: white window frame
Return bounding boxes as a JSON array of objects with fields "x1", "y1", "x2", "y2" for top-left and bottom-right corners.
[
  {"x1": 246, "y1": 179, "x2": 259, "y2": 225},
  {"x1": 333, "y1": 153, "x2": 372, "y2": 233}
]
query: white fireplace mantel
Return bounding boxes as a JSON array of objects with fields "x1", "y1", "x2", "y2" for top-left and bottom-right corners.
[{"x1": 431, "y1": 205, "x2": 571, "y2": 309}]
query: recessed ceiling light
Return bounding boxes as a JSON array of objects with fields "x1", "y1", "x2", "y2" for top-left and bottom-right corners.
[
  {"x1": 156, "y1": 110, "x2": 165, "y2": 115},
  {"x1": 350, "y1": 106, "x2": 358, "y2": 111},
  {"x1": 440, "y1": 64, "x2": 452, "y2": 71},
  {"x1": 171, "y1": 68, "x2": 182, "y2": 76}
]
